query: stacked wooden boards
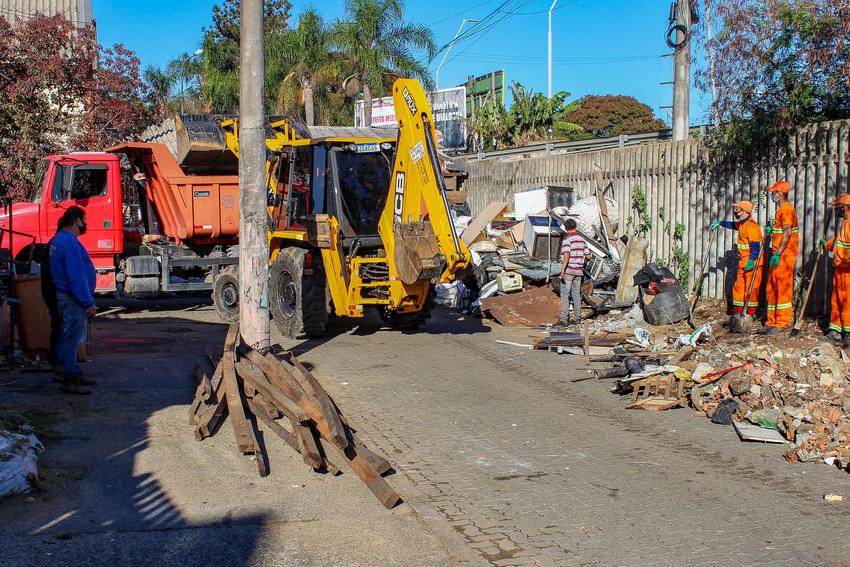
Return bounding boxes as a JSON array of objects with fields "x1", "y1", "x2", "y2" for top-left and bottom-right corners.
[{"x1": 189, "y1": 324, "x2": 401, "y2": 509}]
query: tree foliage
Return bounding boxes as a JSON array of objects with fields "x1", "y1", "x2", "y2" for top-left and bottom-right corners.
[
  {"x1": 270, "y1": 8, "x2": 339, "y2": 125},
  {"x1": 698, "y1": 0, "x2": 850, "y2": 157},
  {"x1": 0, "y1": 14, "x2": 152, "y2": 201},
  {"x1": 558, "y1": 95, "x2": 667, "y2": 140},
  {"x1": 331, "y1": 0, "x2": 435, "y2": 125},
  {"x1": 201, "y1": 0, "x2": 292, "y2": 113}
]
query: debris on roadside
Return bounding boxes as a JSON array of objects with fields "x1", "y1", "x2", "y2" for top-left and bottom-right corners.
[{"x1": 0, "y1": 427, "x2": 44, "y2": 498}]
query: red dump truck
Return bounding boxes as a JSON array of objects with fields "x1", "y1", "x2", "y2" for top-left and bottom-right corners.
[{"x1": 0, "y1": 142, "x2": 240, "y2": 297}]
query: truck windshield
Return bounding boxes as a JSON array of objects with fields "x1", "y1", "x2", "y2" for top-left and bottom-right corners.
[
  {"x1": 29, "y1": 160, "x2": 48, "y2": 203},
  {"x1": 333, "y1": 149, "x2": 392, "y2": 235}
]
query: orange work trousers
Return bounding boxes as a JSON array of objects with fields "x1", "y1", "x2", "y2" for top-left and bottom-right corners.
[
  {"x1": 830, "y1": 268, "x2": 850, "y2": 333},
  {"x1": 731, "y1": 264, "x2": 761, "y2": 315},
  {"x1": 765, "y1": 253, "x2": 797, "y2": 328}
]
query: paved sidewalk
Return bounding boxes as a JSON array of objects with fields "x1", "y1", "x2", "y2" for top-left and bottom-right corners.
[
  {"x1": 4, "y1": 299, "x2": 850, "y2": 566},
  {"x1": 0, "y1": 300, "x2": 456, "y2": 567},
  {"x1": 281, "y1": 308, "x2": 850, "y2": 567}
]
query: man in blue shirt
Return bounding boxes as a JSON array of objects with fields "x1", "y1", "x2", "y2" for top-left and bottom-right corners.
[{"x1": 49, "y1": 206, "x2": 96, "y2": 394}]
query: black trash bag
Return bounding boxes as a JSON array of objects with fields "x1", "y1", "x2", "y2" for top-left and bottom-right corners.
[{"x1": 711, "y1": 398, "x2": 740, "y2": 425}]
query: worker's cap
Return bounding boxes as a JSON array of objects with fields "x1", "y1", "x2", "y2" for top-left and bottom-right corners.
[
  {"x1": 767, "y1": 180, "x2": 791, "y2": 193},
  {"x1": 830, "y1": 194, "x2": 850, "y2": 207},
  {"x1": 733, "y1": 201, "x2": 754, "y2": 213}
]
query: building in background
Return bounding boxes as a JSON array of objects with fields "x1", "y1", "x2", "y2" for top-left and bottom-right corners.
[{"x1": 0, "y1": 0, "x2": 94, "y2": 29}]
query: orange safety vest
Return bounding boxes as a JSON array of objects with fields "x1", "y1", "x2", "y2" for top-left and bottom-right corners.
[
  {"x1": 826, "y1": 218, "x2": 850, "y2": 269},
  {"x1": 772, "y1": 201, "x2": 799, "y2": 256},
  {"x1": 735, "y1": 217, "x2": 762, "y2": 267}
]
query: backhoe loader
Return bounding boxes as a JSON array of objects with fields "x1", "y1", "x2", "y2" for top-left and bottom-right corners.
[{"x1": 214, "y1": 78, "x2": 469, "y2": 338}]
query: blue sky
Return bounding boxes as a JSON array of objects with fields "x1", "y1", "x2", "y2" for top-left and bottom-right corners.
[{"x1": 95, "y1": 0, "x2": 711, "y2": 125}]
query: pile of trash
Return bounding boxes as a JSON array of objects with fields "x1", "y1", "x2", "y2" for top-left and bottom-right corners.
[
  {"x1": 438, "y1": 185, "x2": 629, "y2": 325},
  {"x1": 577, "y1": 313, "x2": 850, "y2": 475}
]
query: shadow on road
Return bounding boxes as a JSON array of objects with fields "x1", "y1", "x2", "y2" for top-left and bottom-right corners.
[{"x1": 0, "y1": 308, "x2": 269, "y2": 566}]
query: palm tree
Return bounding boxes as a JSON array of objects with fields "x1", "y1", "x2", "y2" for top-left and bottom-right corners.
[
  {"x1": 271, "y1": 8, "x2": 337, "y2": 125},
  {"x1": 143, "y1": 65, "x2": 176, "y2": 115},
  {"x1": 167, "y1": 52, "x2": 205, "y2": 114},
  {"x1": 332, "y1": 0, "x2": 435, "y2": 126}
]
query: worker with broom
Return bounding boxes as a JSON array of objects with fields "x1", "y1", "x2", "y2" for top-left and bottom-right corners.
[
  {"x1": 820, "y1": 194, "x2": 850, "y2": 347},
  {"x1": 710, "y1": 200, "x2": 762, "y2": 331},
  {"x1": 760, "y1": 181, "x2": 799, "y2": 335}
]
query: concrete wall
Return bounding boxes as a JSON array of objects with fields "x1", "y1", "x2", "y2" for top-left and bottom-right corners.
[{"x1": 460, "y1": 120, "x2": 850, "y2": 312}]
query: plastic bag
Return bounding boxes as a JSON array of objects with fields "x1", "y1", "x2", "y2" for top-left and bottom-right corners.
[{"x1": 0, "y1": 430, "x2": 45, "y2": 497}]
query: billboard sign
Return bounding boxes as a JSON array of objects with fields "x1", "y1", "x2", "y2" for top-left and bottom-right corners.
[{"x1": 354, "y1": 86, "x2": 467, "y2": 151}]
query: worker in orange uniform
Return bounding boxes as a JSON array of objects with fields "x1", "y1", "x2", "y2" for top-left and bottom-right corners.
[
  {"x1": 710, "y1": 200, "x2": 762, "y2": 321},
  {"x1": 820, "y1": 194, "x2": 850, "y2": 347},
  {"x1": 760, "y1": 180, "x2": 798, "y2": 334}
]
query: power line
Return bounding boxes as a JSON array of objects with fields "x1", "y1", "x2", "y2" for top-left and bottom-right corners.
[
  {"x1": 497, "y1": 0, "x2": 582, "y2": 16},
  {"x1": 428, "y1": 0, "x2": 499, "y2": 26}
]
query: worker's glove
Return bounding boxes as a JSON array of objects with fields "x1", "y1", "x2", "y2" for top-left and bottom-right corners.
[
  {"x1": 763, "y1": 225, "x2": 773, "y2": 235},
  {"x1": 744, "y1": 259, "x2": 755, "y2": 271},
  {"x1": 819, "y1": 238, "x2": 827, "y2": 249},
  {"x1": 709, "y1": 221, "x2": 721, "y2": 232},
  {"x1": 769, "y1": 254, "x2": 781, "y2": 268}
]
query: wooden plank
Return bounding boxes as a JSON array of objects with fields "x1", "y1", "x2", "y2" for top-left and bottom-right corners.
[
  {"x1": 189, "y1": 360, "x2": 221, "y2": 423},
  {"x1": 236, "y1": 355, "x2": 311, "y2": 424},
  {"x1": 194, "y1": 385, "x2": 228, "y2": 440},
  {"x1": 248, "y1": 396, "x2": 341, "y2": 474},
  {"x1": 295, "y1": 423, "x2": 323, "y2": 469},
  {"x1": 241, "y1": 349, "x2": 315, "y2": 423},
  {"x1": 221, "y1": 325, "x2": 258, "y2": 454},
  {"x1": 460, "y1": 201, "x2": 507, "y2": 245},
  {"x1": 277, "y1": 351, "x2": 349, "y2": 449},
  {"x1": 336, "y1": 413, "x2": 393, "y2": 476}
]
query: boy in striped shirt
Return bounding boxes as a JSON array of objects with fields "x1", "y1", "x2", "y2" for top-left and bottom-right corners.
[{"x1": 559, "y1": 219, "x2": 590, "y2": 325}]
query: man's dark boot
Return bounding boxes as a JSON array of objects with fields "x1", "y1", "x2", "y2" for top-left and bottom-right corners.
[
  {"x1": 76, "y1": 371, "x2": 96, "y2": 386},
  {"x1": 52, "y1": 364, "x2": 63, "y2": 383},
  {"x1": 61, "y1": 374, "x2": 91, "y2": 395}
]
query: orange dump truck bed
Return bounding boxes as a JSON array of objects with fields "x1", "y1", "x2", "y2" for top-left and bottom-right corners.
[{"x1": 108, "y1": 142, "x2": 240, "y2": 246}]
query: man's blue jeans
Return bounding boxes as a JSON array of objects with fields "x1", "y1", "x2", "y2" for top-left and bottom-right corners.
[
  {"x1": 47, "y1": 306, "x2": 62, "y2": 367},
  {"x1": 56, "y1": 293, "x2": 86, "y2": 378}
]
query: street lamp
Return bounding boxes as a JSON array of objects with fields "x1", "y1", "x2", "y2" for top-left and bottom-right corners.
[
  {"x1": 435, "y1": 18, "x2": 480, "y2": 90},
  {"x1": 180, "y1": 48, "x2": 204, "y2": 114},
  {"x1": 548, "y1": 0, "x2": 558, "y2": 98}
]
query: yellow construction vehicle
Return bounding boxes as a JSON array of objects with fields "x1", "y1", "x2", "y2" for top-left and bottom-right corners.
[{"x1": 215, "y1": 78, "x2": 469, "y2": 338}]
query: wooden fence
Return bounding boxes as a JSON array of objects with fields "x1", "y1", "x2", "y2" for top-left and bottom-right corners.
[{"x1": 460, "y1": 120, "x2": 850, "y2": 315}]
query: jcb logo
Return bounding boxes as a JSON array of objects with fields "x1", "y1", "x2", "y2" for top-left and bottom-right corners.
[
  {"x1": 402, "y1": 88, "x2": 417, "y2": 116},
  {"x1": 394, "y1": 172, "x2": 405, "y2": 224}
]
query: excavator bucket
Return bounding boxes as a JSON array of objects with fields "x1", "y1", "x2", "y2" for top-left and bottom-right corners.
[
  {"x1": 393, "y1": 222, "x2": 444, "y2": 285},
  {"x1": 175, "y1": 114, "x2": 239, "y2": 174}
]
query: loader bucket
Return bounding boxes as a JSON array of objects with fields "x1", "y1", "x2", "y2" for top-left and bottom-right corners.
[
  {"x1": 175, "y1": 114, "x2": 238, "y2": 174},
  {"x1": 393, "y1": 222, "x2": 444, "y2": 285}
]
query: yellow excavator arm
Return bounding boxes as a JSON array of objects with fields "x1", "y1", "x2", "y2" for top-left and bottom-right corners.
[{"x1": 378, "y1": 78, "x2": 470, "y2": 285}]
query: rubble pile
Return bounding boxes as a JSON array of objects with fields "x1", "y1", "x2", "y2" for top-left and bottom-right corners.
[{"x1": 575, "y1": 307, "x2": 850, "y2": 475}]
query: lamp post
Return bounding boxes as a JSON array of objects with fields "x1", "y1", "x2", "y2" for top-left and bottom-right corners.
[
  {"x1": 180, "y1": 48, "x2": 204, "y2": 114},
  {"x1": 548, "y1": 0, "x2": 558, "y2": 98},
  {"x1": 435, "y1": 18, "x2": 479, "y2": 90}
]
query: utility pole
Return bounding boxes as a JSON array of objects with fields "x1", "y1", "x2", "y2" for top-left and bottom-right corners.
[
  {"x1": 672, "y1": 0, "x2": 691, "y2": 141},
  {"x1": 547, "y1": 0, "x2": 558, "y2": 98},
  {"x1": 238, "y1": 0, "x2": 270, "y2": 351}
]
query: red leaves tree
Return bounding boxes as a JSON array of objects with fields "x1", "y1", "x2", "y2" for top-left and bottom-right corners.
[
  {"x1": 559, "y1": 95, "x2": 668, "y2": 140},
  {"x1": 0, "y1": 14, "x2": 154, "y2": 201}
]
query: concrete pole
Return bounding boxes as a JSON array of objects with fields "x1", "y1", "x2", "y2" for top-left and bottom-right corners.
[
  {"x1": 672, "y1": 0, "x2": 691, "y2": 141},
  {"x1": 703, "y1": 0, "x2": 720, "y2": 125},
  {"x1": 238, "y1": 0, "x2": 270, "y2": 351},
  {"x1": 547, "y1": 0, "x2": 558, "y2": 98}
]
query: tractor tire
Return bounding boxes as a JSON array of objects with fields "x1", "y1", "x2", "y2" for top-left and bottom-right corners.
[
  {"x1": 212, "y1": 267, "x2": 240, "y2": 323},
  {"x1": 270, "y1": 248, "x2": 329, "y2": 339},
  {"x1": 379, "y1": 289, "x2": 436, "y2": 331}
]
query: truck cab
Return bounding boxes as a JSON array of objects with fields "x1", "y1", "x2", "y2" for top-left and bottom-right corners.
[{"x1": 0, "y1": 152, "x2": 124, "y2": 291}]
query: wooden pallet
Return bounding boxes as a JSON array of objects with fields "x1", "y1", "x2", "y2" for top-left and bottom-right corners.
[
  {"x1": 189, "y1": 324, "x2": 401, "y2": 509},
  {"x1": 625, "y1": 374, "x2": 684, "y2": 411}
]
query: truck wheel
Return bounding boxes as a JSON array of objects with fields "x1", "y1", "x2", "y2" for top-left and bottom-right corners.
[
  {"x1": 270, "y1": 248, "x2": 328, "y2": 339},
  {"x1": 213, "y1": 268, "x2": 240, "y2": 322}
]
